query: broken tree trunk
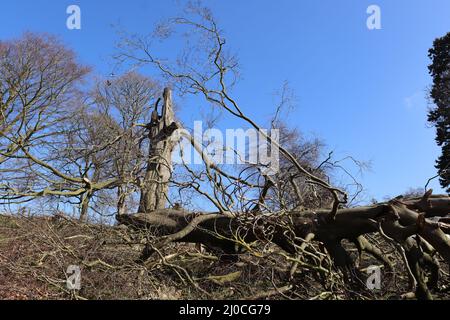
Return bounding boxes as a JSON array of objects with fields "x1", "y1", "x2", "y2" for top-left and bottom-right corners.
[
  {"x1": 119, "y1": 191, "x2": 450, "y2": 289},
  {"x1": 138, "y1": 88, "x2": 179, "y2": 213}
]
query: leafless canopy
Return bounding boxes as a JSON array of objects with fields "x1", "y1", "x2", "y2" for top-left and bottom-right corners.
[{"x1": 0, "y1": 6, "x2": 449, "y2": 300}]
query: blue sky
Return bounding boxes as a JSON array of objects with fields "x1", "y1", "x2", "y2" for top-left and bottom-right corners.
[{"x1": 1, "y1": 0, "x2": 449, "y2": 201}]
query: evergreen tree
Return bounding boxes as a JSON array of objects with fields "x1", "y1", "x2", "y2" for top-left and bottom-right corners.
[{"x1": 428, "y1": 32, "x2": 450, "y2": 192}]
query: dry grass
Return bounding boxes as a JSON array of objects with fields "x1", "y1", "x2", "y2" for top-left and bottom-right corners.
[{"x1": 0, "y1": 214, "x2": 448, "y2": 300}]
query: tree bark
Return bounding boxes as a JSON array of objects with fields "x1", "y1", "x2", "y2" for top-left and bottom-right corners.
[
  {"x1": 138, "y1": 88, "x2": 178, "y2": 213},
  {"x1": 119, "y1": 193, "x2": 450, "y2": 266},
  {"x1": 79, "y1": 191, "x2": 92, "y2": 222}
]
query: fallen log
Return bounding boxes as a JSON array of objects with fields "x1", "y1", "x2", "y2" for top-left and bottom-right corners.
[
  {"x1": 116, "y1": 194, "x2": 447, "y2": 285},
  {"x1": 117, "y1": 192, "x2": 449, "y2": 264}
]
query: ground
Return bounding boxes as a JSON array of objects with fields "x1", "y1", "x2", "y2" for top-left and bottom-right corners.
[{"x1": 0, "y1": 214, "x2": 448, "y2": 300}]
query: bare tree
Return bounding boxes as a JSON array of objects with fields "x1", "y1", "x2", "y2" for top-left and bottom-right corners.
[
  {"x1": 113, "y1": 4, "x2": 450, "y2": 299},
  {"x1": 89, "y1": 72, "x2": 160, "y2": 218},
  {"x1": 0, "y1": 33, "x2": 89, "y2": 163},
  {"x1": 0, "y1": 35, "x2": 160, "y2": 222},
  {"x1": 0, "y1": 33, "x2": 90, "y2": 208}
]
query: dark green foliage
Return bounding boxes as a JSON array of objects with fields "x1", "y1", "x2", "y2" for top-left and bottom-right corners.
[{"x1": 428, "y1": 32, "x2": 450, "y2": 192}]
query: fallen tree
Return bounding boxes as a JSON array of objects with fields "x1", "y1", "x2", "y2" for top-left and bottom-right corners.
[
  {"x1": 112, "y1": 8, "x2": 450, "y2": 299},
  {"x1": 117, "y1": 189, "x2": 449, "y2": 299},
  {"x1": 105, "y1": 84, "x2": 449, "y2": 299}
]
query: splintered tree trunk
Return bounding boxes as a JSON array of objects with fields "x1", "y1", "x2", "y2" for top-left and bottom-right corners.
[
  {"x1": 138, "y1": 88, "x2": 178, "y2": 213},
  {"x1": 117, "y1": 186, "x2": 127, "y2": 216},
  {"x1": 79, "y1": 192, "x2": 92, "y2": 222}
]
